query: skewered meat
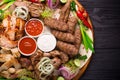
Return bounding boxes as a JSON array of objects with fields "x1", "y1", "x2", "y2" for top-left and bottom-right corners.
[
  {"x1": 11, "y1": 48, "x2": 21, "y2": 58},
  {"x1": 59, "y1": 0, "x2": 70, "y2": 22},
  {"x1": 67, "y1": 17, "x2": 78, "y2": 34},
  {"x1": 57, "y1": 41, "x2": 79, "y2": 57},
  {"x1": 14, "y1": 1, "x2": 32, "y2": 7},
  {"x1": 0, "y1": 48, "x2": 20, "y2": 58},
  {"x1": 44, "y1": 18, "x2": 69, "y2": 31},
  {"x1": 0, "y1": 57, "x2": 21, "y2": 72},
  {"x1": 28, "y1": 3, "x2": 44, "y2": 17},
  {"x1": 0, "y1": 35, "x2": 17, "y2": 48},
  {"x1": 19, "y1": 58, "x2": 33, "y2": 70},
  {"x1": 43, "y1": 53, "x2": 51, "y2": 57},
  {"x1": 2, "y1": 16, "x2": 25, "y2": 40},
  {"x1": 51, "y1": 30, "x2": 75, "y2": 43},
  {"x1": 0, "y1": 16, "x2": 25, "y2": 48},
  {"x1": 0, "y1": 49, "x2": 11, "y2": 54},
  {"x1": 30, "y1": 50, "x2": 43, "y2": 66},
  {"x1": 74, "y1": 27, "x2": 82, "y2": 49},
  {"x1": 8, "y1": 68, "x2": 16, "y2": 74},
  {"x1": 0, "y1": 71, "x2": 11, "y2": 79},
  {"x1": 14, "y1": 1, "x2": 44, "y2": 17},
  {"x1": 50, "y1": 50, "x2": 69, "y2": 63},
  {"x1": 59, "y1": 52, "x2": 69, "y2": 63},
  {"x1": 0, "y1": 54, "x2": 13, "y2": 62},
  {"x1": 50, "y1": 50, "x2": 61, "y2": 57},
  {"x1": 51, "y1": 57, "x2": 62, "y2": 69},
  {"x1": 44, "y1": 50, "x2": 69, "y2": 63}
]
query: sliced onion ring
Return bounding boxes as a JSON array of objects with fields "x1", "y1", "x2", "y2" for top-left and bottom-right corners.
[
  {"x1": 12, "y1": 6, "x2": 28, "y2": 20},
  {"x1": 47, "y1": 0, "x2": 60, "y2": 9}
]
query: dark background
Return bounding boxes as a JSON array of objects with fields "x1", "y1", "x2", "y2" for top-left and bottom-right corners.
[{"x1": 78, "y1": 0, "x2": 120, "y2": 80}]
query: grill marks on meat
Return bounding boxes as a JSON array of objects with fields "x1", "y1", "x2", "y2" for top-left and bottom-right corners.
[
  {"x1": 74, "y1": 27, "x2": 82, "y2": 49},
  {"x1": 50, "y1": 50, "x2": 69, "y2": 63},
  {"x1": 57, "y1": 41, "x2": 79, "y2": 57},
  {"x1": 59, "y1": 0, "x2": 70, "y2": 22},
  {"x1": 28, "y1": 3, "x2": 44, "y2": 17},
  {"x1": 59, "y1": 52, "x2": 69, "y2": 63},
  {"x1": 0, "y1": 35, "x2": 17, "y2": 48},
  {"x1": 51, "y1": 30, "x2": 75, "y2": 43},
  {"x1": 48, "y1": 9, "x2": 81, "y2": 58},
  {"x1": 30, "y1": 50, "x2": 43, "y2": 66},
  {"x1": 51, "y1": 57, "x2": 62, "y2": 69},
  {"x1": 14, "y1": 1, "x2": 44, "y2": 17},
  {"x1": 19, "y1": 58, "x2": 33, "y2": 71},
  {"x1": 0, "y1": 57, "x2": 21, "y2": 72},
  {"x1": 43, "y1": 50, "x2": 69, "y2": 68},
  {"x1": 44, "y1": 18, "x2": 69, "y2": 31},
  {"x1": 67, "y1": 17, "x2": 78, "y2": 34},
  {"x1": 14, "y1": 1, "x2": 32, "y2": 7}
]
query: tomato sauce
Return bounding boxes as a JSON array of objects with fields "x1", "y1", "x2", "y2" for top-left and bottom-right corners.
[
  {"x1": 26, "y1": 19, "x2": 43, "y2": 36},
  {"x1": 18, "y1": 37, "x2": 36, "y2": 54}
]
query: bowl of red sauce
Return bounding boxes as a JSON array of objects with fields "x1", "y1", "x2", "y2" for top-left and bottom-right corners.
[
  {"x1": 18, "y1": 36, "x2": 37, "y2": 56},
  {"x1": 25, "y1": 18, "x2": 44, "y2": 37}
]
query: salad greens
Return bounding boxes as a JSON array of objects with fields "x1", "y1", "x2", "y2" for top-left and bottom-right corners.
[
  {"x1": 76, "y1": 54, "x2": 87, "y2": 61},
  {"x1": 0, "y1": 77, "x2": 11, "y2": 80},
  {"x1": 19, "y1": 76, "x2": 33, "y2": 80},
  {"x1": 78, "y1": 19, "x2": 94, "y2": 53},
  {"x1": 16, "y1": 69, "x2": 33, "y2": 78},
  {"x1": 64, "y1": 54, "x2": 87, "y2": 71},
  {"x1": 0, "y1": 77, "x2": 33, "y2": 80},
  {"x1": 41, "y1": 8, "x2": 53, "y2": 18}
]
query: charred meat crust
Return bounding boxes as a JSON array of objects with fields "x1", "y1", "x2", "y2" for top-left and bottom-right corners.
[
  {"x1": 51, "y1": 30, "x2": 75, "y2": 43},
  {"x1": 44, "y1": 18, "x2": 69, "y2": 31}
]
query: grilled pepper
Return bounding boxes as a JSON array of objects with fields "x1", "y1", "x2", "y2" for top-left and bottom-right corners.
[
  {"x1": 70, "y1": 1, "x2": 92, "y2": 29},
  {"x1": 76, "y1": 10, "x2": 92, "y2": 29}
]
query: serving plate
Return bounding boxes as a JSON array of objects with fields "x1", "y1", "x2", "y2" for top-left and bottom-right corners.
[{"x1": 0, "y1": 0, "x2": 94, "y2": 80}]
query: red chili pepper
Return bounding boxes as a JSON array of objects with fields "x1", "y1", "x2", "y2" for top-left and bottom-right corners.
[
  {"x1": 29, "y1": 0, "x2": 39, "y2": 3},
  {"x1": 76, "y1": 10, "x2": 92, "y2": 29}
]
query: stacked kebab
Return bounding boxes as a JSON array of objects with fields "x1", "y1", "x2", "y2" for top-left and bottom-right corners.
[{"x1": 44, "y1": 0, "x2": 82, "y2": 68}]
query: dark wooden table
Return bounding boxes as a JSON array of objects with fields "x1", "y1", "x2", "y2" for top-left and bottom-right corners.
[{"x1": 78, "y1": 0, "x2": 120, "y2": 80}]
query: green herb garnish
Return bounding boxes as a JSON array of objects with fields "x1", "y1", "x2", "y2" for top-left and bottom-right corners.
[
  {"x1": 79, "y1": 55, "x2": 87, "y2": 61},
  {"x1": 71, "y1": 7, "x2": 95, "y2": 53},
  {"x1": 41, "y1": 8, "x2": 53, "y2": 18}
]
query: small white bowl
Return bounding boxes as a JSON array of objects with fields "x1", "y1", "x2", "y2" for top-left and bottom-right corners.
[
  {"x1": 25, "y1": 18, "x2": 44, "y2": 38},
  {"x1": 18, "y1": 36, "x2": 37, "y2": 56},
  {"x1": 37, "y1": 34, "x2": 56, "y2": 52}
]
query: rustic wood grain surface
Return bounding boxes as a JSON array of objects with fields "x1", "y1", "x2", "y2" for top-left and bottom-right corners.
[{"x1": 78, "y1": 0, "x2": 120, "y2": 80}]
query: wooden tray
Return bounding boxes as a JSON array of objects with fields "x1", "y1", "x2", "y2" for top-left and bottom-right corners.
[{"x1": 0, "y1": 0, "x2": 94, "y2": 80}]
